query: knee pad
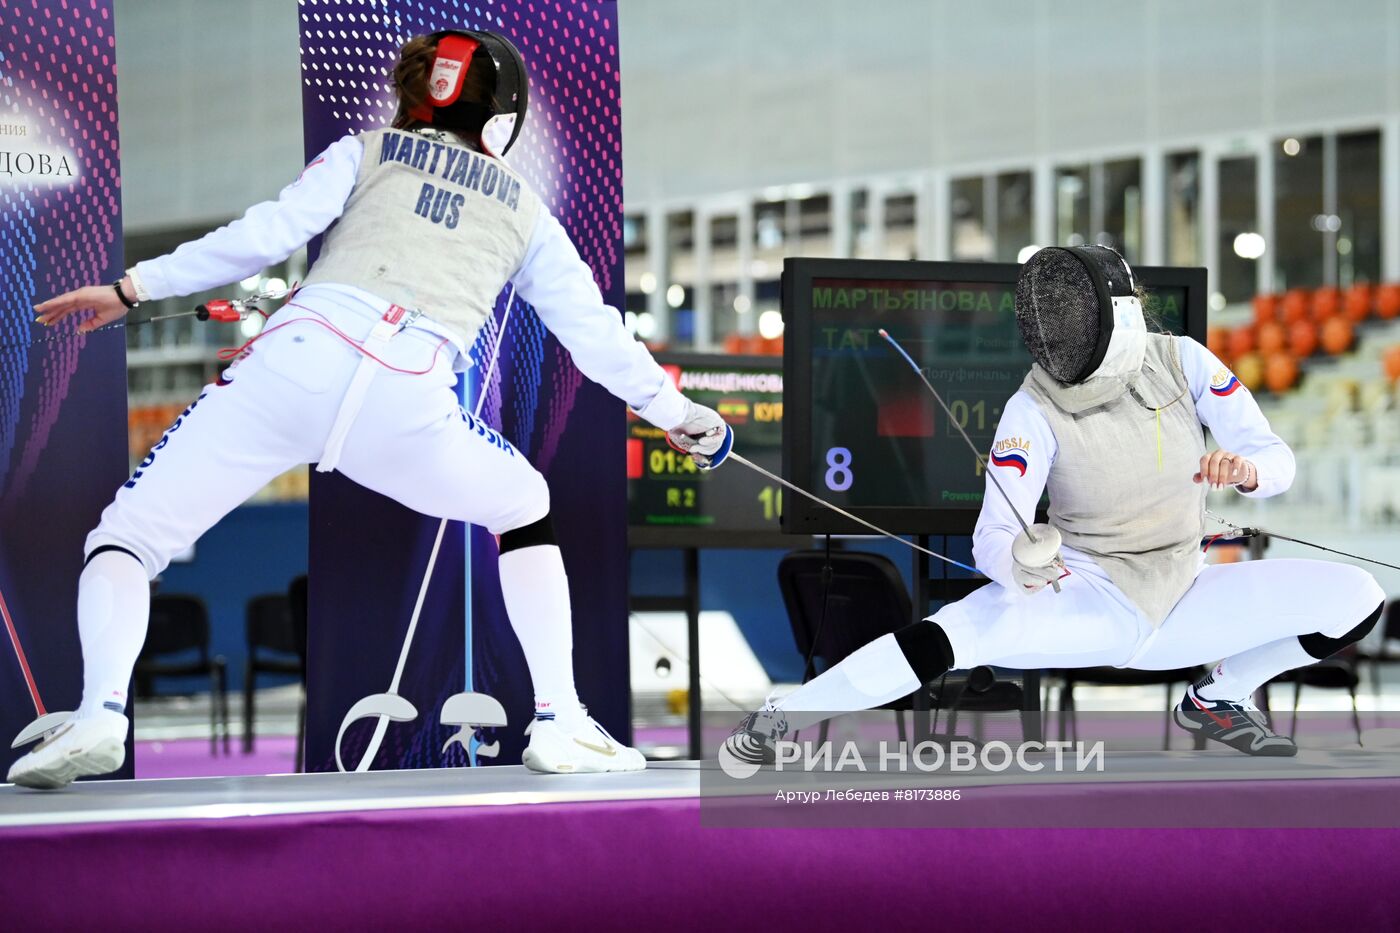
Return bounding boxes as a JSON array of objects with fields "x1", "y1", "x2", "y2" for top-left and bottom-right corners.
[
  {"x1": 1299, "y1": 601, "x2": 1383, "y2": 660},
  {"x1": 499, "y1": 512, "x2": 557, "y2": 553},
  {"x1": 84, "y1": 544, "x2": 143, "y2": 569},
  {"x1": 893, "y1": 618, "x2": 955, "y2": 685}
]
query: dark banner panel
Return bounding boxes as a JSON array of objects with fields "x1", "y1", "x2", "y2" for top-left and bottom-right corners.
[
  {"x1": 300, "y1": 1, "x2": 628, "y2": 770},
  {"x1": 0, "y1": 0, "x2": 131, "y2": 776}
]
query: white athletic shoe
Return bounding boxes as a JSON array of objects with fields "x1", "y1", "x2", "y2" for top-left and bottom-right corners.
[
  {"x1": 521, "y1": 714, "x2": 646, "y2": 774},
  {"x1": 7, "y1": 710, "x2": 129, "y2": 789}
]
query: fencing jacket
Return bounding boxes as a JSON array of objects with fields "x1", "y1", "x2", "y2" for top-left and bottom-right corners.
[
  {"x1": 975, "y1": 334, "x2": 1296, "y2": 626},
  {"x1": 127, "y1": 128, "x2": 690, "y2": 431}
]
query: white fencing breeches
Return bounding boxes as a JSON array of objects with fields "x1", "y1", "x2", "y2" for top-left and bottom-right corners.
[
  {"x1": 935, "y1": 555, "x2": 1385, "y2": 672},
  {"x1": 86, "y1": 284, "x2": 549, "y2": 577}
]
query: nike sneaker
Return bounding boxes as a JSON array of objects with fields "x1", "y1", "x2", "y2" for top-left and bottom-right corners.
[
  {"x1": 720, "y1": 700, "x2": 789, "y2": 768},
  {"x1": 1173, "y1": 684, "x2": 1297, "y2": 757},
  {"x1": 7, "y1": 709, "x2": 129, "y2": 789},
  {"x1": 521, "y1": 712, "x2": 645, "y2": 774}
]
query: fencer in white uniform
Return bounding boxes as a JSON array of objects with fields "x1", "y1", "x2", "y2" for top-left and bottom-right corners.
[
  {"x1": 730, "y1": 246, "x2": 1384, "y2": 760},
  {"x1": 12, "y1": 31, "x2": 730, "y2": 788}
]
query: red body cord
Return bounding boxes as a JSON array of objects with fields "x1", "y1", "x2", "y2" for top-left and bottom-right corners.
[{"x1": 217, "y1": 301, "x2": 450, "y2": 376}]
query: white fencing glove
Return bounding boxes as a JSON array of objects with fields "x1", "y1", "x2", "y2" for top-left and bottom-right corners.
[
  {"x1": 666, "y1": 400, "x2": 733, "y2": 470},
  {"x1": 1010, "y1": 523, "x2": 1068, "y2": 595}
]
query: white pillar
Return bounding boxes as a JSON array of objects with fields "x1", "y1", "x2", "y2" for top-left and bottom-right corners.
[
  {"x1": 692, "y1": 211, "x2": 713, "y2": 350},
  {"x1": 866, "y1": 186, "x2": 887, "y2": 259},
  {"x1": 1141, "y1": 147, "x2": 1165, "y2": 266},
  {"x1": 1033, "y1": 160, "x2": 1054, "y2": 250},
  {"x1": 1322, "y1": 133, "x2": 1338, "y2": 288},
  {"x1": 983, "y1": 174, "x2": 998, "y2": 260},
  {"x1": 1257, "y1": 142, "x2": 1275, "y2": 296},
  {"x1": 737, "y1": 202, "x2": 756, "y2": 337},
  {"x1": 1383, "y1": 118, "x2": 1400, "y2": 282},
  {"x1": 646, "y1": 204, "x2": 669, "y2": 342},
  {"x1": 1089, "y1": 162, "x2": 1106, "y2": 247},
  {"x1": 831, "y1": 182, "x2": 853, "y2": 258},
  {"x1": 921, "y1": 172, "x2": 950, "y2": 261},
  {"x1": 1201, "y1": 153, "x2": 1220, "y2": 302}
]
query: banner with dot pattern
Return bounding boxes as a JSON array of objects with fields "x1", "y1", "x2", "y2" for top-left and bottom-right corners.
[
  {"x1": 0, "y1": 0, "x2": 131, "y2": 774},
  {"x1": 298, "y1": 0, "x2": 630, "y2": 770}
]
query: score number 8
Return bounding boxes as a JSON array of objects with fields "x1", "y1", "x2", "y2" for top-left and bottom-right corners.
[{"x1": 824, "y1": 447, "x2": 853, "y2": 491}]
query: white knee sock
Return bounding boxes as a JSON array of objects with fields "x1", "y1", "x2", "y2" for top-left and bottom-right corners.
[
  {"x1": 1195, "y1": 636, "x2": 1315, "y2": 701},
  {"x1": 76, "y1": 550, "x2": 150, "y2": 718},
  {"x1": 777, "y1": 633, "x2": 921, "y2": 732},
  {"x1": 497, "y1": 544, "x2": 583, "y2": 724}
]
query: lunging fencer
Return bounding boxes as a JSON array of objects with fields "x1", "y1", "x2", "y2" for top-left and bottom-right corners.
[
  {"x1": 11, "y1": 30, "x2": 731, "y2": 788},
  {"x1": 729, "y1": 245, "x2": 1384, "y2": 761}
]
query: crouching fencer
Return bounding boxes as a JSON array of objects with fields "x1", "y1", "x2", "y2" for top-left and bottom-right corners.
[
  {"x1": 729, "y1": 245, "x2": 1384, "y2": 762},
  {"x1": 11, "y1": 30, "x2": 730, "y2": 788}
]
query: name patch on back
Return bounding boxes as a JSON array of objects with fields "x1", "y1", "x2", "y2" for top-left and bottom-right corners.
[{"x1": 379, "y1": 130, "x2": 522, "y2": 212}]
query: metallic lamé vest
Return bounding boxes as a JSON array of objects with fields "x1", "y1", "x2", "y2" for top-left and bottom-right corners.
[
  {"x1": 303, "y1": 127, "x2": 541, "y2": 348},
  {"x1": 1020, "y1": 334, "x2": 1207, "y2": 626}
]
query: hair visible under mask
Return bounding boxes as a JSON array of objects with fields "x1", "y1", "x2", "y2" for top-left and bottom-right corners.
[{"x1": 390, "y1": 34, "x2": 498, "y2": 146}]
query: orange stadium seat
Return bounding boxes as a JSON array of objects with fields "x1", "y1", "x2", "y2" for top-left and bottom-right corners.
[
  {"x1": 1288, "y1": 319, "x2": 1318, "y2": 358},
  {"x1": 1264, "y1": 353, "x2": 1299, "y2": 393},
  {"x1": 1320, "y1": 316, "x2": 1354, "y2": 355},
  {"x1": 1310, "y1": 287, "x2": 1340, "y2": 322},
  {"x1": 1206, "y1": 325, "x2": 1231, "y2": 362},
  {"x1": 1233, "y1": 352, "x2": 1264, "y2": 391},
  {"x1": 1343, "y1": 284, "x2": 1373, "y2": 323},
  {"x1": 1281, "y1": 289, "x2": 1311, "y2": 325},
  {"x1": 1252, "y1": 293, "x2": 1278, "y2": 326},
  {"x1": 1228, "y1": 325, "x2": 1256, "y2": 359},
  {"x1": 1377, "y1": 284, "x2": 1400, "y2": 320},
  {"x1": 1257, "y1": 321, "x2": 1286, "y2": 355}
]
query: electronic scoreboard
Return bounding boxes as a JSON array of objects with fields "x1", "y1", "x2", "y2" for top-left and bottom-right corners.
[
  {"x1": 781, "y1": 258, "x2": 1206, "y2": 536},
  {"x1": 627, "y1": 352, "x2": 790, "y2": 547}
]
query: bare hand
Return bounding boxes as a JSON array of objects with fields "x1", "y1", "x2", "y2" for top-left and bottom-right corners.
[
  {"x1": 34, "y1": 283, "x2": 130, "y2": 334},
  {"x1": 1194, "y1": 449, "x2": 1256, "y2": 490}
]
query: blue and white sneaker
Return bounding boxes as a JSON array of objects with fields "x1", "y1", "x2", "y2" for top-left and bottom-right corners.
[
  {"x1": 1174, "y1": 683, "x2": 1297, "y2": 757},
  {"x1": 522, "y1": 710, "x2": 645, "y2": 774}
]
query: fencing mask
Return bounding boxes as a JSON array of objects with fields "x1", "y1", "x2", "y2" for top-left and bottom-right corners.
[
  {"x1": 408, "y1": 30, "x2": 529, "y2": 157},
  {"x1": 1014, "y1": 245, "x2": 1147, "y2": 385}
]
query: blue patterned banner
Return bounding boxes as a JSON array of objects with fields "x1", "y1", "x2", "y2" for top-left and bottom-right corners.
[
  {"x1": 299, "y1": 0, "x2": 629, "y2": 770},
  {"x1": 0, "y1": 0, "x2": 131, "y2": 777}
]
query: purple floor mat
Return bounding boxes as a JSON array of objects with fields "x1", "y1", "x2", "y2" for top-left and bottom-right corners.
[{"x1": 135, "y1": 737, "x2": 297, "y2": 779}]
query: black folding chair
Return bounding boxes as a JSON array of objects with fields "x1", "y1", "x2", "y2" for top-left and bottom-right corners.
[
  {"x1": 135, "y1": 594, "x2": 230, "y2": 754},
  {"x1": 1057, "y1": 666, "x2": 1203, "y2": 749},
  {"x1": 929, "y1": 664, "x2": 1043, "y2": 744},
  {"x1": 778, "y1": 549, "x2": 1039, "y2": 744},
  {"x1": 1273, "y1": 644, "x2": 1365, "y2": 746},
  {"x1": 243, "y1": 593, "x2": 305, "y2": 756},
  {"x1": 778, "y1": 549, "x2": 914, "y2": 744},
  {"x1": 1357, "y1": 599, "x2": 1400, "y2": 718}
]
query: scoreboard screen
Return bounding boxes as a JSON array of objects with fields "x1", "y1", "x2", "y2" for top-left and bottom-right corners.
[
  {"x1": 781, "y1": 258, "x2": 1206, "y2": 536},
  {"x1": 627, "y1": 353, "x2": 790, "y2": 547}
]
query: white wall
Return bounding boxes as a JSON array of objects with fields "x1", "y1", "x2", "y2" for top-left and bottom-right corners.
[
  {"x1": 115, "y1": 0, "x2": 304, "y2": 233},
  {"x1": 617, "y1": 0, "x2": 1400, "y2": 205},
  {"x1": 111, "y1": 0, "x2": 1400, "y2": 228}
]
